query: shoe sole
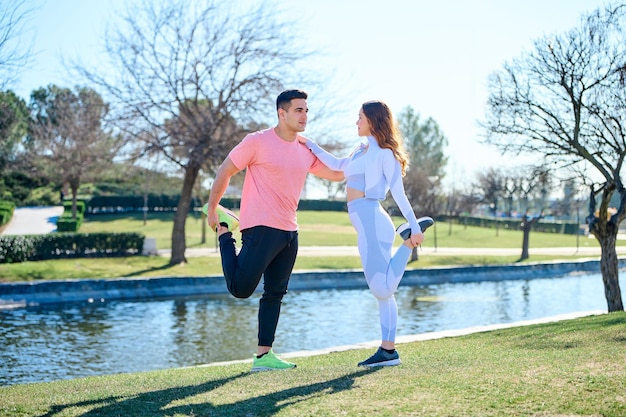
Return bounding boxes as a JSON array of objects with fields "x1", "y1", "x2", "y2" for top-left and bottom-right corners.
[
  {"x1": 250, "y1": 365, "x2": 296, "y2": 372},
  {"x1": 358, "y1": 358, "x2": 402, "y2": 367},
  {"x1": 396, "y1": 223, "x2": 411, "y2": 240},
  {"x1": 218, "y1": 205, "x2": 239, "y2": 222},
  {"x1": 203, "y1": 204, "x2": 240, "y2": 231},
  {"x1": 417, "y1": 216, "x2": 434, "y2": 233},
  {"x1": 201, "y1": 204, "x2": 240, "y2": 221}
]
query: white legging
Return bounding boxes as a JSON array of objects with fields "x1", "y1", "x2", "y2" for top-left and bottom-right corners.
[{"x1": 347, "y1": 197, "x2": 412, "y2": 343}]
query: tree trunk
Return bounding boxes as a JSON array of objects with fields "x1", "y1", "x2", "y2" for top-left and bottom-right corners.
[
  {"x1": 410, "y1": 247, "x2": 418, "y2": 262},
  {"x1": 70, "y1": 183, "x2": 80, "y2": 220},
  {"x1": 519, "y1": 212, "x2": 543, "y2": 261},
  {"x1": 598, "y1": 231, "x2": 624, "y2": 312},
  {"x1": 201, "y1": 211, "x2": 206, "y2": 244},
  {"x1": 520, "y1": 225, "x2": 530, "y2": 261},
  {"x1": 143, "y1": 192, "x2": 148, "y2": 226},
  {"x1": 169, "y1": 165, "x2": 200, "y2": 265},
  {"x1": 586, "y1": 185, "x2": 624, "y2": 312}
]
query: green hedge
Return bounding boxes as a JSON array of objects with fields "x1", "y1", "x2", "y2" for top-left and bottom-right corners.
[
  {"x1": 219, "y1": 198, "x2": 346, "y2": 212},
  {"x1": 0, "y1": 232, "x2": 145, "y2": 264},
  {"x1": 57, "y1": 200, "x2": 86, "y2": 232},
  {"x1": 0, "y1": 200, "x2": 15, "y2": 227},
  {"x1": 448, "y1": 215, "x2": 582, "y2": 235},
  {"x1": 63, "y1": 200, "x2": 86, "y2": 214},
  {"x1": 298, "y1": 199, "x2": 346, "y2": 211},
  {"x1": 85, "y1": 195, "x2": 347, "y2": 213},
  {"x1": 86, "y1": 195, "x2": 198, "y2": 214}
]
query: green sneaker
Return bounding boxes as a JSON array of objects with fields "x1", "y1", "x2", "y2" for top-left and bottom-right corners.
[
  {"x1": 250, "y1": 349, "x2": 296, "y2": 372},
  {"x1": 202, "y1": 204, "x2": 239, "y2": 232}
]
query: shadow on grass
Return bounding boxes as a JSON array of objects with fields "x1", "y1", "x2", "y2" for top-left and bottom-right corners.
[
  {"x1": 122, "y1": 262, "x2": 179, "y2": 277},
  {"x1": 38, "y1": 368, "x2": 378, "y2": 417}
]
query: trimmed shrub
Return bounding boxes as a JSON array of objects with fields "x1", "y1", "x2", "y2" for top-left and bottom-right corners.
[
  {"x1": 63, "y1": 200, "x2": 86, "y2": 214},
  {"x1": 0, "y1": 232, "x2": 145, "y2": 264},
  {"x1": 56, "y1": 218, "x2": 82, "y2": 232},
  {"x1": 0, "y1": 201, "x2": 16, "y2": 226},
  {"x1": 58, "y1": 200, "x2": 86, "y2": 232}
]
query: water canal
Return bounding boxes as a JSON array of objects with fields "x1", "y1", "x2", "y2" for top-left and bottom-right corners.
[{"x1": 0, "y1": 271, "x2": 609, "y2": 386}]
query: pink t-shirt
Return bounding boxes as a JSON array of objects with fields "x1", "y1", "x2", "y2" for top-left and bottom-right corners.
[{"x1": 228, "y1": 128, "x2": 324, "y2": 231}]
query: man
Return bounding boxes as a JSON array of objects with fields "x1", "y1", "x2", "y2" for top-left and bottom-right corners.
[{"x1": 205, "y1": 89, "x2": 344, "y2": 372}]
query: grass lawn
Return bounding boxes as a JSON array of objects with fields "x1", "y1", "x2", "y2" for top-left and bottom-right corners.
[
  {"x1": 78, "y1": 210, "x2": 604, "y2": 250},
  {"x1": 1, "y1": 311, "x2": 624, "y2": 416}
]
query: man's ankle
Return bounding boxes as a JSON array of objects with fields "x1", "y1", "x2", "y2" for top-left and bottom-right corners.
[
  {"x1": 216, "y1": 225, "x2": 230, "y2": 236},
  {"x1": 257, "y1": 347, "x2": 271, "y2": 357}
]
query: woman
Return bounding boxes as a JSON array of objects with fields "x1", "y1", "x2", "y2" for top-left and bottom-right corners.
[{"x1": 300, "y1": 100, "x2": 433, "y2": 367}]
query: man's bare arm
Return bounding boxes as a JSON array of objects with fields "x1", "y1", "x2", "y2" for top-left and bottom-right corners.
[
  {"x1": 314, "y1": 165, "x2": 345, "y2": 182},
  {"x1": 206, "y1": 157, "x2": 241, "y2": 230}
]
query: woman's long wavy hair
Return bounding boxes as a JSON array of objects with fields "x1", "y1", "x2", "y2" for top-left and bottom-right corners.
[{"x1": 361, "y1": 100, "x2": 409, "y2": 176}]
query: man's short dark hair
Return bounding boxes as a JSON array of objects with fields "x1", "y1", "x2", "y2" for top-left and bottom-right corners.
[{"x1": 276, "y1": 89, "x2": 308, "y2": 111}]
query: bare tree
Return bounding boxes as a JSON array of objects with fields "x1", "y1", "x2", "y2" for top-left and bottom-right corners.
[
  {"x1": 514, "y1": 166, "x2": 553, "y2": 261},
  {"x1": 482, "y1": 4, "x2": 626, "y2": 311},
  {"x1": 519, "y1": 210, "x2": 544, "y2": 261},
  {"x1": 475, "y1": 167, "x2": 505, "y2": 216},
  {"x1": 0, "y1": 0, "x2": 33, "y2": 89},
  {"x1": 509, "y1": 166, "x2": 553, "y2": 215},
  {"x1": 28, "y1": 85, "x2": 121, "y2": 218},
  {"x1": 76, "y1": 0, "x2": 318, "y2": 265},
  {"x1": 454, "y1": 185, "x2": 483, "y2": 218},
  {"x1": 501, "y1": 171, "x2": 519, "y2": 218}
]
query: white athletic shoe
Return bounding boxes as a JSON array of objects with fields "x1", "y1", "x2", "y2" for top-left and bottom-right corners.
[{"x1": 395, "y1": 217, "x2": 434, "y2": 240}]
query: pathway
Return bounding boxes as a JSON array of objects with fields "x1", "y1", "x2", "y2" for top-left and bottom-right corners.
[
  {"x1": 0, "y1": 206, "x2": 64, "y2": 235},
  {"x1": 160, "y1": 243, "x2": 626, "y2": 258}
]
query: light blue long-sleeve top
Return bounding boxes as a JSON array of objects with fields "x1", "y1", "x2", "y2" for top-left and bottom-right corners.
[{"x1": 304, "y1": 136, "x2": 422, "y2": 234}]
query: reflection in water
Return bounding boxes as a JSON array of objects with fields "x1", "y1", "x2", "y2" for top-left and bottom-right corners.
[{"x1": 0, "y1": 273, "x2": 606, "y2": 386}]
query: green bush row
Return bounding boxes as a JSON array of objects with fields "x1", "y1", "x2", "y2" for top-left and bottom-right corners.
[
  {"x1": 0, "y1": 232, "x2": 145, "y2": 264},
  {"x1": 449, "y1": 215, "x2": 582, "y2": 235},
  {"x1": 0, "y1": 200, "x2": 15, "y2": 227},
  {"x1": 85, "y1": 195, "x2": 348, "y2": 213},
  {"x1": 86, "y1": 194, "x2": 198, "y2": 214},
  {"x1": 220, "y1": 198, "x2": 346, "y2": 212},
  {"x1": 298, "y1": 199, "x2": 346, "y2": 211}
]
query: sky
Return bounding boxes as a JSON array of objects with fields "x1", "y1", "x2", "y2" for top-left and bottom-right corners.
[{"x1": 13, "y1": 0, "x2": 609, "y2": 192}]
